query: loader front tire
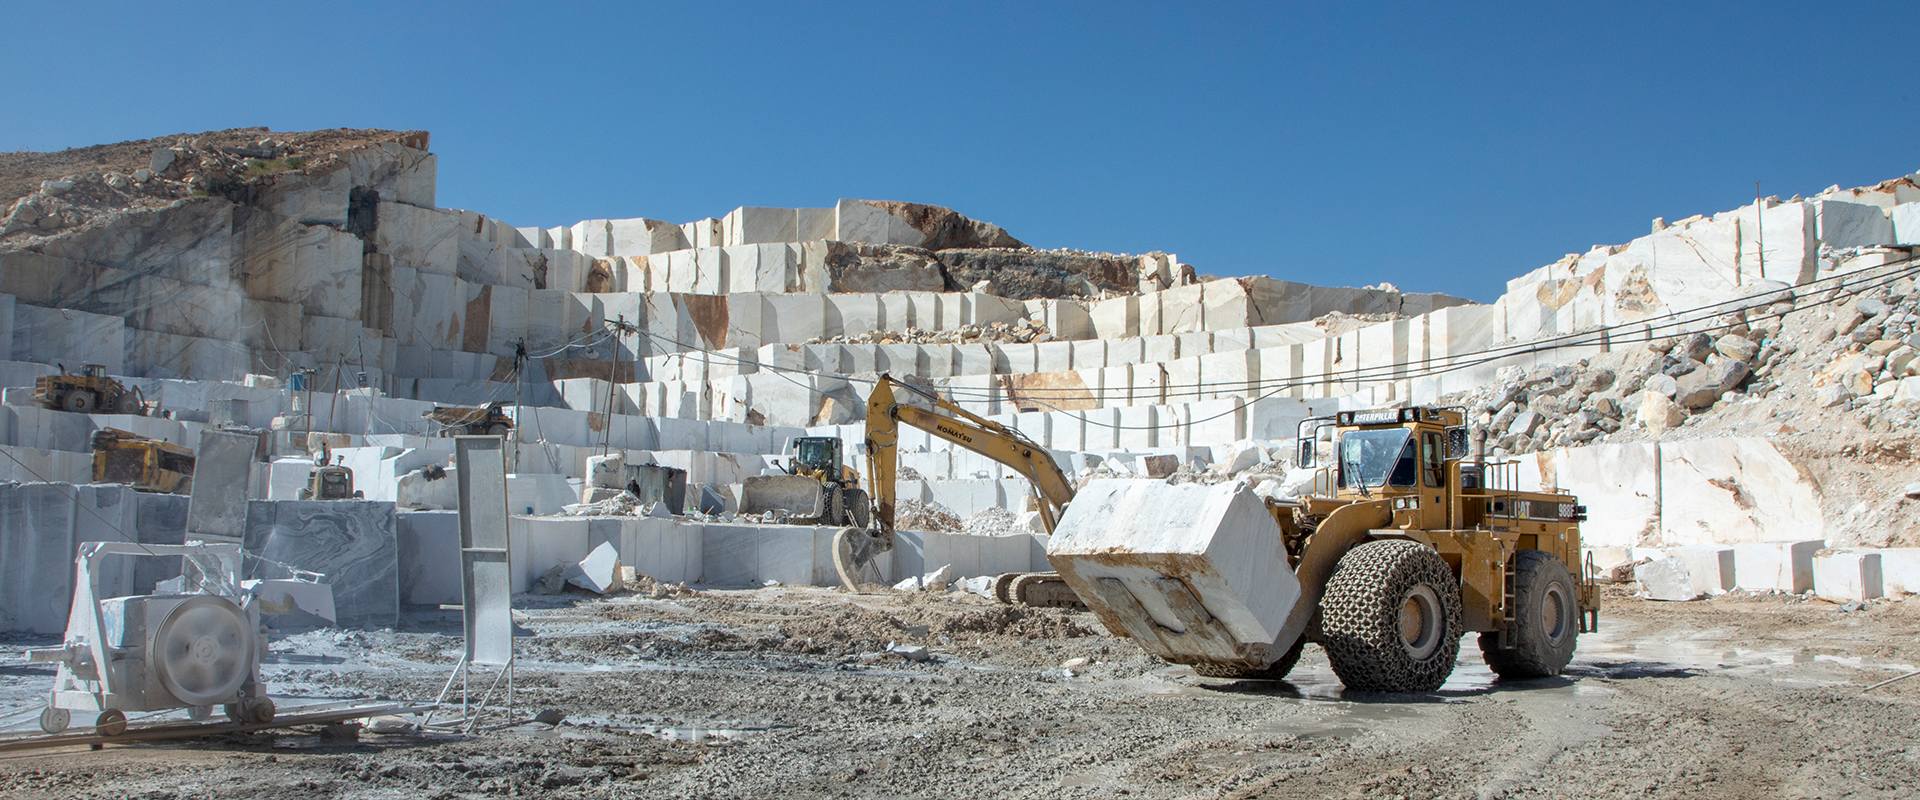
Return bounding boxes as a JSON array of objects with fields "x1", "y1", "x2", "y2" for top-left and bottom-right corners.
[
  {"x1": 1319, "y1": 540, "x2": 1463, "y2": 693},
  {"x1": 1479, "y1": 550, "x2": 1579, "y2": 679}
]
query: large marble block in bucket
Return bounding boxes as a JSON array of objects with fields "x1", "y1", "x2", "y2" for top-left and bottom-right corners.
[{"x1": 1047, "y1": 479, "x2": 1298, "y2": 666}]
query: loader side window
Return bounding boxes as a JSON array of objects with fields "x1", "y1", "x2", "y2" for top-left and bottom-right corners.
[
  {"x1": 1421, "y1": 432, "x2": 1445, "y2": 488},
  {"x1": 1337, "y1": 429, "x2": 1417, "y2": 488}
]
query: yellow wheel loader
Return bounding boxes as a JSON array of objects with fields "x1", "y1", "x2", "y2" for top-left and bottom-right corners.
[
  {"x1": 740, "y1": 436, "x2": 871, "y2": 528},
  {"x1": 33, "y1": 365, "x2": 150, "y2": 415},
  {"x1": 846, "y1": 375, "x2": 1599, "y2": 692}
]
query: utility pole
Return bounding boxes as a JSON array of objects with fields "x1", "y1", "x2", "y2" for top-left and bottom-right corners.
[
  {"x1": 1754, "y1": 180, "x2": 1765, "y2": 284},
  {"x1": 601, "y1": 316, "x2": 638, "y2": 457}
]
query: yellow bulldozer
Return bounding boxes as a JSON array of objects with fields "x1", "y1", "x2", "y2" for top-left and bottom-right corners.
[
  {"x1": 33, "y1": 365, "x2": 149, "y2": 415},
  {"x1": 91, "y1": 428, "x2": 194, "y2": 494},
  {"x1": 837, "y1": 374, "x2": 1598, "y2": 692}
]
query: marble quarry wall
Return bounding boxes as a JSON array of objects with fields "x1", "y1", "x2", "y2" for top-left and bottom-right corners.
[{"x1": 2, "y1": 131, "x2": 1919, "y2": 631}]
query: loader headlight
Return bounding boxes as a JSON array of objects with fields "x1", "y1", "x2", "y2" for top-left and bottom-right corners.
[{"x1": 1392, "y1": 496, "x2": 1419, "y2": 510}]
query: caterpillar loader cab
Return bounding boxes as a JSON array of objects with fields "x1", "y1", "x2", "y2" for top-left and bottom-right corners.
[
  {"x1": 1047, "y1": 404, "x2": 1599, "y2": 693},
  {"x1": 739, "y1": 436, "x2": 872, "y2": 528}
]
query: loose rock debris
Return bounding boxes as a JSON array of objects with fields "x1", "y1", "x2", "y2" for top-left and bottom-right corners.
[{"x1": 2, "y1": 587, "x2": 1917, "y2": 798}]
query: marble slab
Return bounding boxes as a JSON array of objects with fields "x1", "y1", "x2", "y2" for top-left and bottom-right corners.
[
  {"x1": 188, "y1": 429, "x2": 258, "y2": 538},
  {"x1": 397, "y1": 510, "x2": 461, "y2": 606},
  {"x1": 245, "y1": 500, "x2": 399, "y2": 629},
  {"x1": 0, "y1": 482, "x2": 77, "y2": 633}
]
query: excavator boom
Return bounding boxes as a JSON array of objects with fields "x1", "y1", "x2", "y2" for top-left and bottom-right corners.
[{"x1": 839, "y1": 375, "x2": 1078, "y2": 594}]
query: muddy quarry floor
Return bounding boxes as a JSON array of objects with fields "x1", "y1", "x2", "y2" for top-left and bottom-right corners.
[{"x1": 0, "y1": 588, "x2": 1916, "y2": 799}]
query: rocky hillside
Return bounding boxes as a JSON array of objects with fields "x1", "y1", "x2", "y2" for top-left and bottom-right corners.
[{"x1": 0, "y1": 128, "x2": 427, "y2": 242}]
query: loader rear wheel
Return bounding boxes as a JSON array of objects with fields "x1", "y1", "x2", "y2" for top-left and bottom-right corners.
[
  {"x1": 1319, "y1": 540, "x2": 1463, "y2": 693},
  {"x1": 1192, "y1": 637, "x2": 1307, "y2": 680},
  {"x1": 62, "y1": 391, "x2": 96, "y2": 413},
  {"x1": 1479, "y1": 550, "x2": 1579, "y2": 679}
]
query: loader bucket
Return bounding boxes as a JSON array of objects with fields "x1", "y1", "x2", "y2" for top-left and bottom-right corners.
[
  {"x1": 1047, "y1": 479, "x2": 1301, "y2": 669},
  {"x1": 740, "y1": 475, "x2": 826, "y2": 519}
]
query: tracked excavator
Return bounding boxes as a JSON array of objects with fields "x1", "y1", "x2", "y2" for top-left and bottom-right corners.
[
  {"x1": 836, "y1": 375, "x2": 1600, "y2": 692},
  {"x1": 836, "y1": 375, "x2": 1081, "y2": 605}
]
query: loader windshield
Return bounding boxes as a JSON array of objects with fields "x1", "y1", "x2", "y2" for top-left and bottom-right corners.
[
  {"x1": 1338, "y1": 429, "x2": 1416, "y2": 488},
  {"x1": 794, "y1": 438, "x2": 839, "y2": 472}
]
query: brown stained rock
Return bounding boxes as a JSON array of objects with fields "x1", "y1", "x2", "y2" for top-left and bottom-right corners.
[
  {"x1": 856, "y1": 200, "x2": 1026, "y2": 250},
  {"x1": 999, "y1": 371, "x2": 1098, "y2": 412},
  {"x1": 679, "y1": 293, "x2": 730, "y2": 349}
]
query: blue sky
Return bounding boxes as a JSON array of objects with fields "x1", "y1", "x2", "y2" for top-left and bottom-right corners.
[{"x1": 5, "y1": 2, "x2": 1917, "y2": 301}]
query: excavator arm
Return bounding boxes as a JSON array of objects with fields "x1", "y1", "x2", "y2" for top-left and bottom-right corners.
[
  {"x1": 865, "y1": 374, "x2": 1076, "y2": 541},
  {"x1": 830, "y1": 374, "x2": 1078, "y2": 592}
]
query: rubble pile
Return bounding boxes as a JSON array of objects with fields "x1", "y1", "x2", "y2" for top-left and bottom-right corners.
[
  {"x1": 1450, "y1": 275, "x2": 1920, "y2": 458},
  {"x1": 808, "y1": 318, "x2": 1055, "y2": 346},
  {"x1": 894, "y1": 500, "x2": 963, "y2": 533}
]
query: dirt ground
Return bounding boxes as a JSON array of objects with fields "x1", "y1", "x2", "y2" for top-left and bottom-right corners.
[{"x1": 1, "y1": 586, "x2": 1917, "y2": 800}]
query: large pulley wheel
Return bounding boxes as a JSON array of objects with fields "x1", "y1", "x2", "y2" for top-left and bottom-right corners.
[
  {"x1": 831, "y1": 526, "x2": 889, "y2": 592},
  {"x1": 153, "y1": 596, "x2": 254, "y2": 707},
  {"x1": 1479, "y1": 550, "x2": 1580, "y2": 679},
  {"x1": 1318, "y1": 540, "x2": 1464, "y2": 692}
]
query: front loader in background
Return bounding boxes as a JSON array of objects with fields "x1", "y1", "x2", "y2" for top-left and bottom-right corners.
[
  {"x1": 34, "y1": 365, "x2": 150, "y2": 415},
  {"x1": 740, "y1": 436, "x2": 872, "y2": 527}
]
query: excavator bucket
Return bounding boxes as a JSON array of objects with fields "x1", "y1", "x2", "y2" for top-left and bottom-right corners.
[
  {"x1": 1046, "y1": 479, "x2": 1301, "y2": 670},
  {"x1": 740, "y1": 475, "x2": 827, "y2": 519}
]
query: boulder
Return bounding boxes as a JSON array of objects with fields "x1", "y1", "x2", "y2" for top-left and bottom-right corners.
[
  {"x1": 1645, "y1": 373, "x2": 1680, "y2": 398},
  {"x1": 1714, "y1": 335, "x2": 1760, "y2": 363},
  {"x1": 1637, "y1": 557, "x2": 1701, "y2": 601},
  {"x1": 1817, "y1": 384, "x2": 1857, "y2": 408},
  {"x1": 1638, "y1": 392, "x2": 1685, "y2": 432}
]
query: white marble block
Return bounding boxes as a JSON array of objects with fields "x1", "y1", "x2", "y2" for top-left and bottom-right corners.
[
  {"x1": 1813, "y1": 552, "x2": 1884, "y2": 603},
  {"x1": 1813, "y1": 199, "x2": 1895, "y2": 249},
  {"x1": 1730, "y1": 540, "x2": 1822, "y2": 593},
  {"x1": 1669, "y1": 545, "x2": 1735, "y2": 595},
  {"x1": 724, "y1": 207, "x2": 798, "y2": 246}
]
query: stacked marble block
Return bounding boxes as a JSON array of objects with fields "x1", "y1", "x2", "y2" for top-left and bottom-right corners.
[
  {"x1": 1589, "y1": 540, "x2": 1920, "y2": 603},
  {"x1": 0, "y1": 483, "x2": 189, "y2": 633},
  {"x1": 1498, "y1": 190, "x2": 1920, "y2": 343},
  {"x1": 0, "y1": 141, "x2": 437, "y2": 382},
  {"x1": 395, "y1": 511, "x2": 1046, "y2": 604}
]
